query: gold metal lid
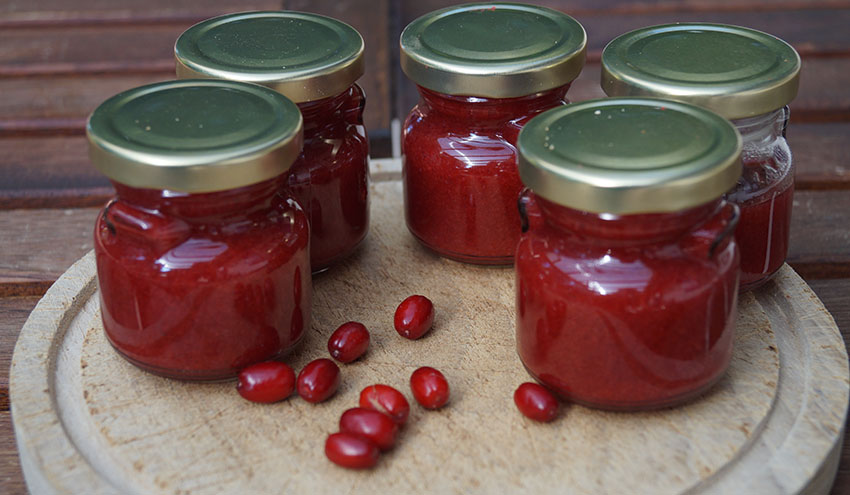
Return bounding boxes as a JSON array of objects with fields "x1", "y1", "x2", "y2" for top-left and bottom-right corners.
[
  {"x1": 400, "y1": 3, "x2": 586, "y2": 98},
  {"x1": 601, "y1": 23, "x2": 801, "y2": 119},
  {"x1": 518, "y1": 98, "x2": 742, "y2": 214},
  {"x1": 175, "y1": 11, "x2": 365, "y2": 103},
  {"x1": 87, "y1": 80, "x2": 303, "y2": 193}
]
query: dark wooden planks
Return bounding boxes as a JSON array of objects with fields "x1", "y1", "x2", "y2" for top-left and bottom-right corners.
[
  {"x1": 0, "y1": 297, "x2": 40, "y2": 407},
  {"x1": 0, "y1": 0, "x2": 281, "y2": 26},
  {"x1": 0, "y1": 25, "x2": 188, "y2": 76},
  {"x1": 0, "y1": 74, "x2": 169, "y2": 134},
  {"x1": 789, "y1": 191, "x2": 850, "y2": 278},
  {"x1": 789, "y1": 124, "x2": 850, "y2": 190},
  {"x1": 0, "y1": 411, "x2": 25, "y2": 495},
  {"x1": 0, "y1": 208, "x2": 98, "y2": 296}
]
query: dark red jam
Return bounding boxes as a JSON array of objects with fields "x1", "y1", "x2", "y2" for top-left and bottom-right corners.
[
  {"x1": 287, "y1": 84, "x2": 369, "y2": 272},
  {"x1": 402, "y1": 85, "x2": 570, "y2": 264},
  {"x1": 516, "y1": 192, "x2": 739, "y2": 410},
  {"x1": 94, "y1": 177, "x2": 311, "y2": 380},
  {"x1": 726, "y1": 111, "x2": 794, "y2": 291}
]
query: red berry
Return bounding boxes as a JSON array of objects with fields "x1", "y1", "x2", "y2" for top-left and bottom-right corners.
[
  {"x1": 410, "y1": 366, "x2": 449, "y2": 409},
  {"x1": 339, "y1": 407, "x2": 399, "y2": 451},
  {"x1": 327, "y1": 321, "x2": 370, "y2": 363},
  {"x1": 236, "y1": 361, "x2": 296, "y2": 403},
  {"x1": 360, "y1": 384, "x2": 410, "y2": 425},
  {"x1": 297, "y1": 358, "x2": 340, "y2": 403},
  {"x1": 325, "y1": 432, "x2": 379, "y2": 469},
  {"x1": 394, "y1": 295, "x2": 434, "y2": 339},
  {"x1": 514, "y1": 382, "x2": 559, "y2": 422}
]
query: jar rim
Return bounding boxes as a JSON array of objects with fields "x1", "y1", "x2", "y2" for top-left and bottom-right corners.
[
  {"x1": 87, "y1": 80, "x2": 303, "y2": 193},
  {"x1": 175, "y1": 11, "x2": 365, "y2": 103},
  {"x1": 400, "y1": 3, "x2": 586, "y2": 98},
  {"x1": 601, "y1": 23, "x2": 800, "y2": 119},
  {"x1": 518, "y1": 98, "x2": 742, "y2": 214}
]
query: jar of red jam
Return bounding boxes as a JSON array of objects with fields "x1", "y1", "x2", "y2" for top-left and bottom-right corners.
[
  {"x1": 89, "y1": 80, "x2": 310, "y2": 381},
  {"x1": 515, "y1": 98, "x2": 743, "y2": 410},
  {"x1": 601, "y1": 24, "x2": 801, "y2": 291},
  {"x1": 176, "y1": 11, "x2": 369, "y2": 272},
  {"x1": 399, "y1": 3, "x2": 586, "y2": 264}
]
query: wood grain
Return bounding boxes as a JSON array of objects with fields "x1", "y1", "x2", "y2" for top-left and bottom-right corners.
[
  {"x1": 789, "y1": 191, "x2": 850, "y2": 278},
  {"x1": 0, "y1": 208, "x2": 98, "y2": 296},
  {"x1": 0, "y1": 0, "x2": 282, "y2": 26}
]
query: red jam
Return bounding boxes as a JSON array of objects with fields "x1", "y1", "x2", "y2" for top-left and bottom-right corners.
[
  {"x1": 726, "y1": 110, "x2": 794, "y2": 291},
  {"x1": 95, "y1": 177, "x2": 311, "y2": 381},
  {"x1": 402, "y1": 85, "x2": 570, "y2": 264},
  {"x1": 287, "y1": 84, "x2": 370, "y2": 272},
  {"x1": 516, "y1": 192, "x2": 739, "y2": 410}
]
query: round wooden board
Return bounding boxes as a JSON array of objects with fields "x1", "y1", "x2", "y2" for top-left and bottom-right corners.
[{"x1": 10, "y1": 181, "x2": 850, "y2": 495}]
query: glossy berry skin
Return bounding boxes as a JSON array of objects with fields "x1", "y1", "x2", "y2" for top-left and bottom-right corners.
[
  {"x1": 360, "y1": 384, "x2": 410, "y2": 425},
  {"x1": 410, "y1": 366, "x2": 449, "y2": 409},
  {"x1": 327, "y1": 321, "x2": 370, "y2": 363},
  {"x1": 325, "y1": 432, "x2": 379, "y2": 469},
  {"x1": 297, "y1": 358, "x2": 340, "y2": 403},
  {"x1": 340, "y1": 407, "x2": 399, "y2": 451},
  {"x1": 394, "y1": 295, "x2": 435, "y2": 340},
  {"x1": 236, "y1": 361, "x2": 296, "y2": 403},
  {"x1": 514, "y1": 382, "x2": 559, "y2": 422}
]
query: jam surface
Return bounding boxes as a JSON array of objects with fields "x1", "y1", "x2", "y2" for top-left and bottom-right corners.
[
  {"x1": 402, "y1": 85, "x2": 569, "y2": 264},
  {"x1": 516, "y1": 193, "x2": 739, "y2": 410},
  {"x1": 95, "y1": 178, "x2": 311, "y2": 380},
  {"x1": 727, "y1": 154, "x2": 794, "y2": 291},
  {"x1": 287, "y1": 84, "x2": 370, "y2": 272}
]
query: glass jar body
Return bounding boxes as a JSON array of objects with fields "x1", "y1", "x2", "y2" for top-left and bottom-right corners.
[
  {"x1": 287, "y1": 84, "x2": 370, "y2": 272},
  {"x1": 515, "y1": 192, "x2": 740, "y2": 410},
  {"x1": 402, "y1": 85, "x2": 570, "y2": 264},
  {"x1": 726, "y1": 108, "x2": 794, "y2": 291},
  {"x1": 94, "y1": 177, "x2": 311, "y2": 381}
]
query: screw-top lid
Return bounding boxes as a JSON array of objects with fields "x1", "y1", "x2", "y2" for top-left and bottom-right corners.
[
  {"x1": 601, "y1": 23, "x2": 801, "y2": 119},
  {"x1": 400, "y1": 3, "x2": 586, "y2": 98},
  {"x1": 518, "y1": 98, "x2": 742, "y2": 214},
  {"x1": 87, "y1": 80, "x2": 303, "y2": 193},
  {"x1": 175, "y1": 11, "x2": 365, "y2": 103}
]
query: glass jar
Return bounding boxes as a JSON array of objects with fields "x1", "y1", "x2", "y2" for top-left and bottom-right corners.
[
  {"x1": 601, "y1": 23, "x2": 801, "y2": 290},
  {"x1": 515, "y1": 99, "x2": 742, "y2": 410},
  {"x1": 89, "y1": 80, "x2": 310, "y2": 381},
  {"x1": 176, "y1": 11, "x2": 369, "y2": 272},
  {"x1": 400, "y1": 3, "x2": 586, "y2": 264}
]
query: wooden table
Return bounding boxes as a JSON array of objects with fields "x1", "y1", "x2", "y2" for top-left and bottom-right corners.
[{"x1": 1, "y1": 1, "x2": 848, "y2": 493}]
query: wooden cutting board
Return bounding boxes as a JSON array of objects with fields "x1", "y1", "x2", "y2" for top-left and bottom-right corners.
[{"x1": 10, "y1": 181, "x2": 849, "y2": 495}]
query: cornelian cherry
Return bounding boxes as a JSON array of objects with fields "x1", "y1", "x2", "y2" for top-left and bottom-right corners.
[
  {"x1": 340, "y1": 407, "x2": 399, "y2": 451},
  {"x1": 297, "y1": 358, "x2": 340, "y2": 403},
  {"x1": 236, "y1": 361, "x2": 296, "y2": 403},
  {"x1": 360, "y1": 384, "x2": 410, "y2": 425},
  {"x1": 325, "y1": 432, "x2": 379, "y2": 469},
  {"x1": 410, "y1": 366, "x2": 449, "y2": 409},
  {"x1": 327, "y1": 321, "x2": 370, "y2": 363},
  {"x1": 394, "y1": 295, "x2": 434, "y2": 339},
  {"x1": 514, "y1": 382, "x2": 559, "y2": 422}
]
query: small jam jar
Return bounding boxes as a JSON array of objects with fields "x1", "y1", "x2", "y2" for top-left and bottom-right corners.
[
  {"x1": 515, "y1": 98, "x2": 743, "y2": 410},
  {"x1": 176, "y1": 11, "x2": 369, "y2": 272},
  {"x1": 400, "y1": 3, "x2": 586, "y2": 264},
  {"x1": 602, "y1": 24, "x2": 801, "y2": 291},
  {"x1": 89, "y1": 80, "x2": 310, "y2": 381}
]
